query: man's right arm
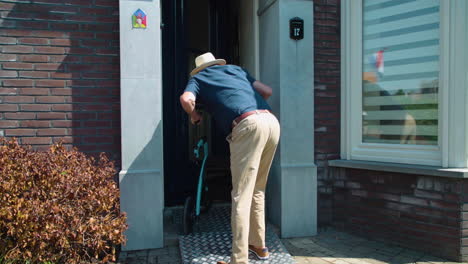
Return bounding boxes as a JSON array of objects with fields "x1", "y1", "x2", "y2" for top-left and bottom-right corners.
[
  {"x1": 252, "y1": 81, "x2": 273, "y2": 99},
  {"x1": 180, "y1": 91, "x2": 202, "y2": 124}
]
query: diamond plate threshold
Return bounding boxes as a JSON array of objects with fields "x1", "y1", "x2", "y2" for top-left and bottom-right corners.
[{"x1": 171, "y1": 204, "x2": 296, "y2": 264}]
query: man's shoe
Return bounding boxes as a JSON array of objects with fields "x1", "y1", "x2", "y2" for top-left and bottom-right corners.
[{"x1": 248, "y1": 245, "x2": 270, "y2": 260}]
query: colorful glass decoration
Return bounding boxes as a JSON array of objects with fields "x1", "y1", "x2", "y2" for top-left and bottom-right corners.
[{"x1": 132, "y1": 9, "x2": 147, "y2": 29}]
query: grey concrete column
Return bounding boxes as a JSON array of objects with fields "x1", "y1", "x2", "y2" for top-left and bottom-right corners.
[
  {"x1": 119, "y1": 0, "x2": 164, "y2": 250},
  {"x1": 259, "y1": 0, "x2": 317, "y2": 238}
]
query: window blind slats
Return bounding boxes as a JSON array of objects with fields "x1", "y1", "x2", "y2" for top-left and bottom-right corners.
[
  {"x1": 367, "y1": 61, "x2": 438, "y2": 76},
  {"x1": 364, "y1": 12, "x2": 439, "y2": 35},
  {"x1": 364, "y1": 79, "x2": 437, "y2": 92},
  {"x1": 362, "y1": 138, "x2": 434, "y2": 144},
  {"x1": 383, "y1": 55, "x2": 439, "y2": 67},
  {"x1": 365, "y1": 46, "x2": 438, "y2": 59},
  {"x1": 364, "y1": 0, "x2": 437, "y2": 17},
  {"x1": 364, "y1": 0, "x2": 416, "y2": 7},
  {"x1": 364, "y1": 109, "x2": 438, "y2": 120},
  {"x1": 364, "y1": 6, "x2": 439, "y2": 26},
  {"x1": 364, "y1": 125, "x2": 437, "y2": 136},
  {"x1": 364, "y1": 39, "x2": 438, "y2": 56},
  {"x1": 362, "y1": 0, "x2": 440, "y2": 146},
  {"x1": 364, "y1": 29, "x2": 438, "y2": 50},
  {"x1": 364, "y1": 94, "x2": 437, "y2": 106},
  {"x1": 362, "y1": 0, "x2": 440, "y2": 145},
  {"x1": 377, "y1": 71, "x2": 438, "y2": 82}
]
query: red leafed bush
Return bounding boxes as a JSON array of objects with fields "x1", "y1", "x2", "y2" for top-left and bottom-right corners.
[{"x1": 0, "y1": 138, "x2": 127, "y2": 264}]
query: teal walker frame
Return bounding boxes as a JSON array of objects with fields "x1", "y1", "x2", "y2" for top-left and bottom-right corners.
[{"x1": 183, "y1": 137, "x2": 210, "y2": 234}]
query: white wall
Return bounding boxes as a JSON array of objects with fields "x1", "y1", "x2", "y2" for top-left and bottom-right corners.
[
  {"x1": 259, "y1": 0, "x2": 317, "y2": 238},
  {"x1": 239, "y1": 0, "x2": 259, "y2": 77},
  {"x1": 117, "y1": 0, "x2": 317, "y2": 251},
  {"x1": 119, "y1": 0, "x2": 164, "y2": 250}
]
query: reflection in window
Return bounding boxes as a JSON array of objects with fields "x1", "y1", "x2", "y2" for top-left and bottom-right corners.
[{"x1": 362, "y1": 0, "x2": 440, "y2": 145}]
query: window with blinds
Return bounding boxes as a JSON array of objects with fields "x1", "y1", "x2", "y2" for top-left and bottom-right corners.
[{"x1": 362, "y1": 0, "x2": 439, "y2": 146}]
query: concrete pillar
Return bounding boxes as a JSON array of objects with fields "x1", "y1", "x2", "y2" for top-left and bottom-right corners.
[
  {"x1": 259, "y1": 0, "x2": 317, "y2": 238},
  {"x1": 118, "y1": 0, "x2": 164, "y2": 250}
]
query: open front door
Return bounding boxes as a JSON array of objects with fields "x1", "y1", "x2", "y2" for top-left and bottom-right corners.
[
  {"x1": 162, "y1": 0, "x2": 239, "y2": 206},
  {"x1": 161, "y1": 0, "x2": 192, "y2": 206}
]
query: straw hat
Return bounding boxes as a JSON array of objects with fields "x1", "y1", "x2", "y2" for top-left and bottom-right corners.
[{"x1": 190, "y1": 52, "x2": 226, "y2": 76}]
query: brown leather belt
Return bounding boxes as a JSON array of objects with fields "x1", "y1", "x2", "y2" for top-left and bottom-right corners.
[{"x1": 232, "y1": 109, "x2": 271, "y2": 129}]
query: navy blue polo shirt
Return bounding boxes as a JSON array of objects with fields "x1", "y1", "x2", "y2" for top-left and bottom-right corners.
[{"x1": 184, "y1": 64, "x2": 271, "y2": 136}]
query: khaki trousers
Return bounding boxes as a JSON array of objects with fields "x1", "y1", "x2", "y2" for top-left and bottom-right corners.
[{"x1": 227, "y1": 112, "x2": 280, "y2": 264}]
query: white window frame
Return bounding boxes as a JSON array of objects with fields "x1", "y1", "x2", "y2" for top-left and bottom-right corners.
[{"x1": 341, "y1": 0, "x2": 468, "y2": 168}]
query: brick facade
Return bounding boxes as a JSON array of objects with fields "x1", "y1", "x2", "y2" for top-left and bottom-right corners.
[
  {"x1": 0, "y1": 0, "x2": 121, "y2": 161},
  {"x1": 313, "y1": 0, "x2": 341, "y2": 226},
  {"x1": 312, "y1": 0, "x2": 468, "y2": 261},
  {"x1": 462, "y1": 185, "x2": 468, "y2": 261},
  {"x1": 3, "y1": 0, "x2": 467, "y2": 261},
  {"x1": 329, "y1": 168, "x2": 468, "y2": 261}
]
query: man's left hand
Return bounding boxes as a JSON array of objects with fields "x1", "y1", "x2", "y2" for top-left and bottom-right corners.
[{"x1": 190, "y1": 111, "x2": 202, "y2": 125}]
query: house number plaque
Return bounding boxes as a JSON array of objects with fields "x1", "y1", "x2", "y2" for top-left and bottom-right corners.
[{"x1": 290, "y1": 17, "x2": 304, "y2": 40}]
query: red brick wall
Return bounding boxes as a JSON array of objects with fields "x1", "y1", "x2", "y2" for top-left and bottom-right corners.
[
  {"x1": 0, "y1": 0, "x2": 120, "y2": 161},
  {"x1": 332, "y1": 168, "x2": 465, "y2": 261},
  {"x1": 313, "y1": 0, "x2": 341, "y2": 225},
  {"x1": 461, "y1": 183, "x2": 468, "y2": 261}
]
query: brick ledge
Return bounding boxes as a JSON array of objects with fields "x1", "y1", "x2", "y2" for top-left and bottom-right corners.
[{"x1": 328, "y1": 159, "x2": 468, "y2": 179}]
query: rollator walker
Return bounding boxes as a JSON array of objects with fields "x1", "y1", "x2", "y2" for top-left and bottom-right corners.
[{"x1": 183, "y1": 137, "x2": 213, "y2": 234}]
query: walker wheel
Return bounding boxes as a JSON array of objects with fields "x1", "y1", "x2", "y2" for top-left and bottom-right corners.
[{"x1": 183, "y1": 196, "x2": 195, "y2": 235}]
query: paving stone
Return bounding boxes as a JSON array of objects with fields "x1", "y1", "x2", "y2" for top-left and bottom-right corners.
[
  {"x1": 159, "y1": 261, "x2": 181, "y2": 264},
  {"x1": 346, "y1": 258, "x2": 371, "y2": 264},
  {"x1": 329, "y1": 253, "x2": 345, "y2": 258},
  {"x1": 148, "y1": 248, "x2": 169, "y2": 257},
  {"x1": 428, "y1": 258, "x2": 450, "y2": 263},
  {"x1": 124, "y1": 257, "x2": 148, "y2": 264},
  {"x1": 378, "y1": 247, "x2": 404, "y2": 256},
  {"x1": 157, "y1": 254, "x2": 177, "y2": 263},
  {"x1": 167, "y1": 246, "x2": 180, "y2": 254},
  {"x1": 299, "y1": 256, "x2": 334, "y2": 264},
  {"x1": 294, "y1": 256, "x2": 314, "y2": 264},
  {"x1": 147, "y1": 256, "x2": 157, "y2": 264},
  {"x1": 349, "y1": 246, "x2": 376, "y2": 255},
  {"x1": 362, "y1": 258, "x2": 391, "y2": 264},
  {"x1": 119, "y1": 224, "x2": 463, "y2": 264},
  {"x1": 119, "y1": 251, "x2": 128, "y2": 259},
  {"x1": 332, "y1": 259, "x2": 352, "y2": 264},
  {"x1": 135, "y1": 250, "x2": 149, "y2": 257},
  {"x1": 288, "y1": 238, "x2": 320, "y2": 249},
  {"x1": 388, "y1": 257, "x2": 418, "y2": 264}
]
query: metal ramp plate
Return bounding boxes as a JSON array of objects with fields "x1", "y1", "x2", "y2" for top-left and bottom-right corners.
[
  {"x1": 177, "y1": 206, "x2": 296, "y2": 264},
  {"x1": 173, "y1": 205, "x2": 231, "y2": 234},
  {"x1": 179, "y1": 230, "x2": 295, "y2": 264}
]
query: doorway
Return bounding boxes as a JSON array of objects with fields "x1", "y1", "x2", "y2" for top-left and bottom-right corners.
[
  {"x1": 119, "y1": 0, "x2": 316, "y2": 251},
  {"x1": 162, "y1": 0, "x2": 252, "y2": 206}
]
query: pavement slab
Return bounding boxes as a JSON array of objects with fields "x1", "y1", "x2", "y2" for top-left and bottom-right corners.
[{"x1": 116, "y1": 207, "x2": 465, "y2": 264}]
